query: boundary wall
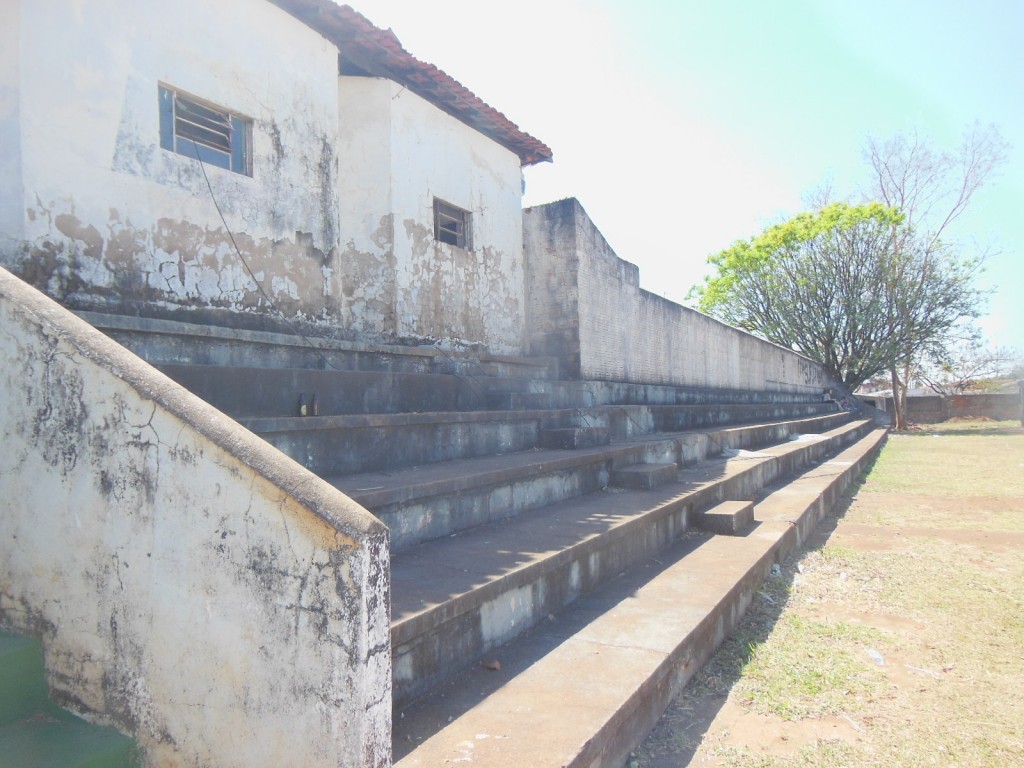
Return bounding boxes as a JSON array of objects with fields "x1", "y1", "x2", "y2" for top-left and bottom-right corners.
[
  {"x1": 868, "y1": 391, "x2": 1022, "y2": 424},
  {"x1": 524, "y1": 198, "x2": 829, "y2": 393},
  {"x1": 0, "y1": 267, "x2": 391, "y2": 768}
]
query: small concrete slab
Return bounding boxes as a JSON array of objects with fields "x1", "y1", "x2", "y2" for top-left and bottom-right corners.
[
  {"x1": 539, "y1": 427, "x2": 610, "y2": 449},
  {"x1": 611, "y1": 462, "x2": 678, "y2": 490},
  {"x1": 698, "y1": 500, "x2": 755, "y2": 535}
]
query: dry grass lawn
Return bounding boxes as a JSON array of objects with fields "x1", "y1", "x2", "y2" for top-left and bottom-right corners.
[{"x1": 630, "y1": 420, "x2": 1024, "y2": 768}]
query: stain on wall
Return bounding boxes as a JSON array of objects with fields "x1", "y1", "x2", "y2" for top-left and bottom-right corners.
[{"x1": 396, "y1": 216, "x2": 524, "y2": 349}]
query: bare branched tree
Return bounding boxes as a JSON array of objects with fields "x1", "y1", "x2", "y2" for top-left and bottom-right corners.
[
  {"x1": 917, "y1": 339, "x2": 1022, "y2": 396},
  {"x1": 863, "y1": 124, "x2": 1008, "y2": 427}
]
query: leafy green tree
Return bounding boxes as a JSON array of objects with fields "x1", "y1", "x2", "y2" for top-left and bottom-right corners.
[{"x1": 693, "y1": 202, "x2": 985, "y2": 397}]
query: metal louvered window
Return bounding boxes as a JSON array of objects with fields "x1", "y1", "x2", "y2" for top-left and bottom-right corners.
[
  {"x1": 159, "y1": 86, "x2": 251, "y2": 176},
  {"x1": 433, "y1": 199, "x2": 471, "y2": 249}
]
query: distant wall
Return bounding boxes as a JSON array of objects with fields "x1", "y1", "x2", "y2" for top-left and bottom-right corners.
[
  {"x1": 870, "y1": 392, "x2": 1022, "y2": 424},
  {"x1": 0, "y1": 268, "x2": 391, "y2": 768},
  {"x1": 524, "y1": 198, "x2": 829, "y2": 392}
]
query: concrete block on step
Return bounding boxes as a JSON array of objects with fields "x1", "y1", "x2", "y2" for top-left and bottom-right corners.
[
  {"x1": 698, "y1": 500, "x2": 755, "y2": 535},
  {"x1": 611, "y1": 462, "x2": 678, "y2": 490}
]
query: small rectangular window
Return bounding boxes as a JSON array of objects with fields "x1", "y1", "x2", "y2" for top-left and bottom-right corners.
[
  {"x1": 433, "y1": 199, "x2": 471, "y2": 249},
  {"x1": 159, "y1": 85, "x2": 251, "y2": 176}
]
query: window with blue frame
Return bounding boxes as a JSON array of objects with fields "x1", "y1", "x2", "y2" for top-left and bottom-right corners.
[{"x1": 159, "y1": 85, "x2": 251, "y2": 176}]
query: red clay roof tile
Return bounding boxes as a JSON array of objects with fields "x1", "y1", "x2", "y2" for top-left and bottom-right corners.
[{"x1": 269, "y1": 0, "x2": 553, "y2": 165}]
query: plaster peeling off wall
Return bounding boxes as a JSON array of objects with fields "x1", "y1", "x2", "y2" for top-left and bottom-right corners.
[
  {"x1": 0, "y1": 267, "x2": 391, "y2": 768},
  {"x1": 338, "y1": 76, "x2": 527, "y2": 354},
  {"x1": 3, "y1": 0, "x2": 343, "y2": 336},
  {"x1": 19, "y1": 203, "x2": 342, "y2": 335},
  {"x1": 524, "y1": 199, "x2": 830, "y2": 393}
]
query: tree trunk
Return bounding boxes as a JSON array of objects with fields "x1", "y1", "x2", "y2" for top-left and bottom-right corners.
[{"x1": 890, "y1": 368, "x2": 906, "y2": 430}]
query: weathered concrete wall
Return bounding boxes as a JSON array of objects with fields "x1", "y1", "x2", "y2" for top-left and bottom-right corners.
[
  {"x1": 339, "y1": 77, "x2": 527, "y2": 354},
  {"x1": 524, "y1": 199, "x2": 829, "y2": 392},
  {"x1": 870, "y1": 392, "x2": 1022, "y2": 423},
  {"x1": 1, "y1": 0, "x2": 342, "y2": 335},
  {"x1": 0, "y1": 268, "x2": 391, "y2": 767},
  {"x1": 0, "y1": 0, "x2": 22, "y2": 247}
]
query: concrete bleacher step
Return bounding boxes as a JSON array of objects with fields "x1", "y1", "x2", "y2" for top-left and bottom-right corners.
[
  {"x1": 244, "y1": 406, "x2": 844, "y2": 478},
  {"x1": 611, "y1": 462, "x2": 678, "y2": 489},
  {"x1": 388, "y1": 419, "x2": 875, "y2": 708},
  {"x1": 330, "y1": 414, "x2": 859, "y2": 551},
  {"x1": 485, "y1": 391, "x2": 550, "y2": 410},
  {"x1": 0, "y1": 631, "x2": 138, "y2": 768},
  {"x1": 78, "y1": 311, "x2": 557, "y2": 380},
  {"x1": 392, "y1": 426, "x2": 888, "y2": 768},
  {"x1": 698, "y1": 499, "x2": 755, "y2": 535},
  {"x1": 157, "y1": 363, "x2": 485, "y2": 417},
  {"x1": 538, "y1": 426, "x2": 611, "y2": 449}
]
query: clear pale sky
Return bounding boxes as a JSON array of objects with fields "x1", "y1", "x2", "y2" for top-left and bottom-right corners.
[{"x1": 354, "y1": 0, "x2": 1022, "y2": 350}]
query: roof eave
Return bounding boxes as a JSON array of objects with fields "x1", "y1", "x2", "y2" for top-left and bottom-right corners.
[{"x1": 270, "y1": 0, "x2": 553, "y2": 166}]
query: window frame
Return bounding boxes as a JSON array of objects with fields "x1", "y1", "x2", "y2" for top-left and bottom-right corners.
[
  {"x1": 433, "y1": 198, "x2": 472, "y2": 250},
  {"x1": 159, "y1": 85, "x2": 252, "y2": 176}
]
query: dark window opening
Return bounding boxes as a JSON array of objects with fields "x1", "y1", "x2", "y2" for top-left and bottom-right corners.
[
  {"x1": 433, "y1": 199, "x2": 471, "y2": 249},
  {"x1": 159, "y1": 85, "x2": 251, "y2": 176}
]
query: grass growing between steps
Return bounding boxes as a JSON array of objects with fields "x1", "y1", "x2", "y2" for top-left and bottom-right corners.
[{"x1": 630, "y1": 420, "x2": 1024, "y2": 768}]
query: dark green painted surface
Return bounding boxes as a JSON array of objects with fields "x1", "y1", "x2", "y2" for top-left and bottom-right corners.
[
  {"x1": 0, "y1": 633, "x2": 52, "y2": 726},
  {"x1": 0, "y1": 631, "x2": 139, "y2": 768}
]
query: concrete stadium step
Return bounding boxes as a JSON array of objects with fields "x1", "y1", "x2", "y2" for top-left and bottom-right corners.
[
  {"x1": 536, "y1": 379, "x2": 831, "y2": 409},
  {"x1": 392, "y1": 426, "x2": 888, "y2": 767},
  {"x1": 156, "y1": 360, "x2": 833, "y2": 424},
  {"x1": 485, "y1": 390, "x2": 550, "y2": 410},
  {"x1": 76, "y1": 310, "x2": 557, "y2": 379},
  {"x1": 157, "y1": 363, "x2": 487, "y2": 417},
  {"x1": 388, "y1": 419, "x2": 875, "y2": 706},
  {"x1": 0, "y1": 631, "x2": 137, "y2": 768},
  {"x1": 330, "y1": 413, "x2": 857, "y2": 551},
  {"x1": 244, "y1": 406, "x2": 845, "y2": 479},
  {"x1": 538, "y1": 425, "x2": 611, "y2": 449}
]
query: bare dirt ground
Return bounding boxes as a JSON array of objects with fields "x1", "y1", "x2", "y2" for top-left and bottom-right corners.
[{"x1": 629, "y1": 421, "x2": 1024, "y2": 768}]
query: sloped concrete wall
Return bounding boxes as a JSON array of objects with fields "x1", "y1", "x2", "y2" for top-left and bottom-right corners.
[
  {"x1": 524, "y1": 198, "x2": 829, "y2": 393},
  {"x1": 0, "y1": 268, "x2": 391, "y2": 767}
]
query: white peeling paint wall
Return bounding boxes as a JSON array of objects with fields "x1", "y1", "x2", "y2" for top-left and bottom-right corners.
[
  {"x1": 339, "y1": 76, "x2": 527, "y2": 354},
  {"x1": 0, "y1": 0, "x2": 22, "y2": 245},
  {"x1": 1, "y1": 0, "x2": 342, "y2": 334},
  {"x1": 524, "y1": 199, "x2": 829, "y2": 392},
  {"x1": 0, "y1": 268, "x2": 391, "y2": 768}
]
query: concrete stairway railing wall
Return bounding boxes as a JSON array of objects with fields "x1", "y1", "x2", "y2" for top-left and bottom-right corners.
[{"x1": 0, "y1": 268, "x2": 391, "y2": 768}]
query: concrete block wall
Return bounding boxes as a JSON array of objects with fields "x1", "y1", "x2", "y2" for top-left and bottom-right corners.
[
  {"x1": 0, "y1": 267, "x2": 391, "y2": 768},
  {"x1": 524, "y1": 198, "x2": 829, "y2": 393},
  {"x1": 870, "y1": 392, "x2": 1023, "y2": 423}
]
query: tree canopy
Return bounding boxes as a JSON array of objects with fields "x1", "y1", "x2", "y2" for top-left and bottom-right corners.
[{"x1": 692, "y1": 202, "x2": 985, "y2": 392}]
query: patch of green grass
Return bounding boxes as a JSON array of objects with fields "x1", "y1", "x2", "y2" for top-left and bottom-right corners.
[
  {"x1": 706, "y1": 740, "x2": 865, "y2": 768},
  {"x1": 633, "y1": 419, "x2": 1024, "y2": 768},
  {"x1": 738, "y1": 615, "x2": 886, "y2": 720},
  {"x1": 865, "y1": 424, "x2": 1024, "y2": 497}
]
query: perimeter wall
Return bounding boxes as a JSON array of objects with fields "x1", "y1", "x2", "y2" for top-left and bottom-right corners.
[{"x1": 524, "y1": 198, "x2": 829, "y2": 393}]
